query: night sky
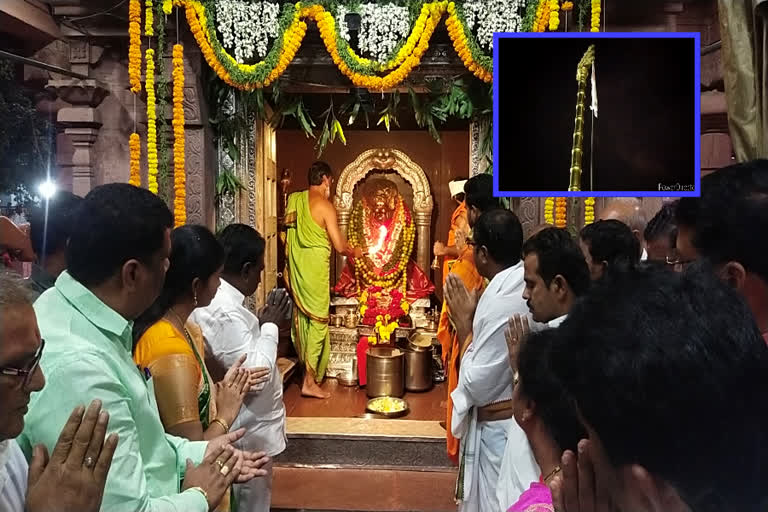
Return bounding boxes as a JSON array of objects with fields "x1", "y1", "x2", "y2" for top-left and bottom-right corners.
[{"x1": 496, "y1": 37, "x2": 696, "y2": 193}]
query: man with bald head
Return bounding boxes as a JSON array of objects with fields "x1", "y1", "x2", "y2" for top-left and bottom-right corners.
[{"x1": 599, "y1": 197, "x2": 648, "y2": 260}]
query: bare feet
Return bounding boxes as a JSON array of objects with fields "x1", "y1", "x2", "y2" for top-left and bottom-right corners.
[{"x1": 301, "y1": 377, "x2": 331, "y2": 399}]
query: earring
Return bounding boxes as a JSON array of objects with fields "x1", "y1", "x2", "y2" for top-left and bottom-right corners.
[{"x1": 193, "y1": 292, "x2": 198, "y2": 307}]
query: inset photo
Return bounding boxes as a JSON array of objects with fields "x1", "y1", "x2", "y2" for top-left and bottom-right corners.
[{"x1": 493, "y1": 32, "x2": 700, "y2": 197}]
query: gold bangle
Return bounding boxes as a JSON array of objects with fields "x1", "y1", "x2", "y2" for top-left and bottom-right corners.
[
  {"x1": 188, "y1": 486, "x2": 208, "y2": 502},
  {"x1": 212, "y1": 418, "x2": 230, "y2": 433}
]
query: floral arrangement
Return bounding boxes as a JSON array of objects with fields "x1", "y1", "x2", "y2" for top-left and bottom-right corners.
[
  {"x1": 549, "y1": 0, "x2": 560, "y2": 30},
  {"x1": 446, "y1": 2, "x2": 492, "y2": 82},
  {"x1": 129, "y1": 133, "x2": 141, "y2": 186},
  {"x1": 145, "y1": 0, "x2": 154, "y2": 36},
  {"x1": 533, "y1": 0, "x2": 549, "y2": 32},
  {"x1": 555, "y1": 197, "x2": 567, "y2": 228},
  {"x1": 462, "y1": 1, "x2": 522, "y2": 52},
  {"x1": 347, "y1": 194, "x2": 416, "y2": 292},
  {"x1": 146, "y1": 48, "x2": 159, "y2": 194},
  {"x1": 584, "y1": 197, "x2": 595, "y2": 225},
  {"x1": 358, "y1": 3, "x2": 411, "y2": 64},
  {"x1": 215, "y1": 1, "x2": 280, "y2": 62},
  {"x1": 591, "y1": 0, "x2": 601, "y2": 31},
  {"x1": 561, "y1": 1, "x2": 573, "y2": 10},
  {"x1": 128, "y1": 0, "x2": 142, "y2": 93},
  {"x1": 359, "y1": 286, "x2": 410, "y2": 344},
  {"x1": 172, "y1": 44, "x2": 186, "y2": 226},
  {"x1": 544, "y1": 197, "x2": 555, "y2": 225}
]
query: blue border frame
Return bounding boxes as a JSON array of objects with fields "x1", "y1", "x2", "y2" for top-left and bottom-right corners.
[{"x1": 492, "y1": 32, "x2": 701, "y2": 198}]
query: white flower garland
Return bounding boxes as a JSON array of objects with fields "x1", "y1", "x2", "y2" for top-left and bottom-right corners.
[
  {"x1": 336, "y1": 4, "x2": 351, "y2": 42},
  {"x1": 358, "y1": 2, "x2": 411, "y2": 63},
  {"x1": 216, "y1": 0, "x2": 280, "y2": 62},
  {"x1": 464, "y1": 0, "x2": 523, "y2": 51}
]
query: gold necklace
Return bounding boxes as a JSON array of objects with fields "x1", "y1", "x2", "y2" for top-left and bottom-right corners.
[
  {"x1": 167, "y1": 307, "x2": 192, "y2": 345},
  {"x1": 543, "y1": 465, "x2": 562, "y2": 484}
]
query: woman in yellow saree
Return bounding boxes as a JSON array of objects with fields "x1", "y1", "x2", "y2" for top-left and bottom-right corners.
[{"x1": 133, "y1": 225, "x2": 255, "y2": 512}]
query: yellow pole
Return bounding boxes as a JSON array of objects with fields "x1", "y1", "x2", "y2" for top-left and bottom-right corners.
[{"x1": 568, "y1": 44, "x2": 595, "y2": 191}]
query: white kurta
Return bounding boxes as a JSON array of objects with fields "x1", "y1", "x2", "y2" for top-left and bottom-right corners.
[
  {"x1": 496, "y1": 313, "x2": 567, "y2": 510},
  {"x1": 0, "y1": 440, "x2": 27, "y2": 512},
  {"x1": 191, "y1": 279, "x2": 286, "y2": 512},
  {"x1": 451, "y1": 262, "x2": 537, "y2": 512}
]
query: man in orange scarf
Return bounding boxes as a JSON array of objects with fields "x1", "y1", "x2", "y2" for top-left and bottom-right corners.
[
  {"x1": 436, "y1": 175, "x2": 499, "y2": 463},
  {"x1": 434, "y1": 179, "x2": 469, "y2": 286}
]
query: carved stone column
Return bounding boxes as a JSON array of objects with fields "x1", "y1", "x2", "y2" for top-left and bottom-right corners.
[
  {"x1": 47, "y1": 79, "x2": 109, "y2": 196},
  {"x1": 413, "y1": 211, "x2": 431, "y2": 274},
  {"x1": 335, "y1": 210, "x2": 351, "y2": 284},
  {"x1": 469, "y1": 116, "x2": 492, "y2": 177}
]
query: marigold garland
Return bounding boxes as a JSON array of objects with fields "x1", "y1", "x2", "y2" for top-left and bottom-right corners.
[
  {"x1": 591, "y1": 0, "x2": 602, "y2": 31},
  {"x1": 145, "y1": 0, "x2": 154, "y2": 36},
  {"x1": 446, "y1": 2, "x2": 492, "y2": 83},
  {"x1": 544, "y1": 197, "x2": 555, "y2": 225},
  {"x1": 158, "y1": 0, "x2": 494, "y2": 91},
  {"x1": 549, "y1": 0, "x2": 560, "y2": 31},
  {"x1": 146, "y1": 48, "x2": 158, "y2": 194},
  {"x1": 561, "y1": 1, "x2": 574, "y2": 11},
  {"x1": 129, "y1": 133, "x2": 141, "y2": 186},
  {"x1": 172, "y1": 44, "x2": 186, "y2": 227},
  {"x1": 533, "y1": 0, "x2": 550, "y2": 32},
  {"x1": 555, "y1": 197, "x2": 567, "y2": 228},
  {"x1": 128, "y1": 0, "x2": 142, "y2": 93},
  {"x1": 584, "y1": 197, "x2": 595, "y2": 225}
]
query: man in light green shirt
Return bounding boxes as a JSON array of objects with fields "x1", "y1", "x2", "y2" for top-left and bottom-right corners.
[{"x1": 17, "y1": 184, "x2": 268, "y2": 512}]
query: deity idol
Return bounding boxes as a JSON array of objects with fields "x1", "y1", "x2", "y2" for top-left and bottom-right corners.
[{"x1": 334, "y1": 179, "x2": 434, "y2": 340}]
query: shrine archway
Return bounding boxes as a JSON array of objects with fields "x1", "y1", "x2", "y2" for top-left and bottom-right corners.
[{"x1": 333, "y1": 148, "x2": 433, "y2": 283}]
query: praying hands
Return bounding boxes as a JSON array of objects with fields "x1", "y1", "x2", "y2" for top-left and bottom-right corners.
[
  {"x1": 505, "y1": 313, "x2": 531, "y2": 374},
  {"x1": 550, "y1": 439, "x2": 617, "y2": 512},
  {"x1": 444, "y1": 273, "x2": 480, "y2": 347}
]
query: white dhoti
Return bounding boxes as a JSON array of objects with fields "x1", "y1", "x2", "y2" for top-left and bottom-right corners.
[{"x1": 496, "y1": 418, "x2": 541, "y2": 510}]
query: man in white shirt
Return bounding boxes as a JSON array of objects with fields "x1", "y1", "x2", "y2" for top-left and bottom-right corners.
[
  {"x1": 444, "y1": 209, "x2": 538, "y2": 512},
  {"x1": 521, "y1": 227, "x2": 591, "y2": 328},
  {"x1": 0, "y1": 269, "x2": 117, "y2": 512},
  {"x1": 192, "y1": 224, "x2": 291, "y2": 512}
]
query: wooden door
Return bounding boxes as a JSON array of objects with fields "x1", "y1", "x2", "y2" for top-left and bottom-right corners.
[{"x1": 254, "y1": 111, "x2": 278, "y2": 308}]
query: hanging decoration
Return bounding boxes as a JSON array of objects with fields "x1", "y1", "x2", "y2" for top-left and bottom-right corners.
[
  {"x1": 462, "y1": 1, "x2": 523, "y2": 51},
  {"x1": 544, "y1": 197, "x2": 555, "y2": 225},
  {"x1": 215, "y1": 1, "x2": 280, "y2": 62},
  {"x1": 533, "y1": 0, "x2": 551, "y2": 32},
  {"x1": 549, "y1": 0, "x2": 561, "y2": 30},
  {"x1": 446, "y1": 2, "x2": 493, "y2": 82},
  {"x1": 561, "y1": 1, "x2": 574, "y2": 11},
  {"x1": 358, "y1": 3, "x2": 411, "y2": 64},
  {"x1": 145, "y1": 0, "x2": 155, "y2": 36},
  {"x1": 146, "y1": 48, "x2": 159, "y2": 194},
  {"x1": 555, "y1": 197, "x2": 567, "y2": 228},
  {"x1": 129, "y1": 0, "x2": 142, "y2": 93},
  {"x1": 129, "y1": 133, "x2": 141, "y2": 186},
  {"x1": 584, "y1": 197, "x2": 595, "y2": 225},
  {"x1": 591, "y1": 0, "x2": 601, "y2": 31},
  {"x1": 172, "y1": 44, "x2": 186, "y2": 226}
]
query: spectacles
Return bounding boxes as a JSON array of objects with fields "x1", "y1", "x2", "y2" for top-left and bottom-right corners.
[
  {"x1": 0, "y1": 339, "x2": 45, "y2": 389},
  {"x1": 665, "y1": 253, "x2": 695, "y2": 272}
]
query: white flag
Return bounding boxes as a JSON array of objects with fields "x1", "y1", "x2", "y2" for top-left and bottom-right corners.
[{"x1": 590, "y1": 61, "x2": 598, "y2": 118}]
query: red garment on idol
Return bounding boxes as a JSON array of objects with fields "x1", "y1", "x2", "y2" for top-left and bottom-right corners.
[{"x1": 333, "y1": 258, "x2": 435, "y2": 302}]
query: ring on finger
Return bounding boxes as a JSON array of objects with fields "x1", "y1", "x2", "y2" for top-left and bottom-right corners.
[
  {"x1": 216, "y1": 459, "x2": 224, "y2": 469},
  {"x1": 84, "y1": 456, "x2": 95, "y2": 468},
  {"x1": 220, "y1": 465, "x2": 230, "y2": 476}
]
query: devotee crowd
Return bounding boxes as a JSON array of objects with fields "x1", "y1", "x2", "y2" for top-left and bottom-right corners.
[{"x1": 0, "y1": 158, "x2": 767, "y2": 512}]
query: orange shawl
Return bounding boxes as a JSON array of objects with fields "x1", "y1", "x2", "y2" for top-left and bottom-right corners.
[
  {"x1": 436, "y1": 243, "x2": 485, "y2": 464},
  {"x1": 443, "y1": 202, "x2": 469, "y2": 286}
]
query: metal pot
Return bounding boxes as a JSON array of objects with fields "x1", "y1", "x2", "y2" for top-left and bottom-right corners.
[
  {"x1": 344, "y1": 310, "x2": 359, "y2": 329},
  {"x1": 403, "y1": 343, "x2": 433, "y2": 392},
  {"x1": 366, "y1": 347, "x2": 405, "y2": 398}
]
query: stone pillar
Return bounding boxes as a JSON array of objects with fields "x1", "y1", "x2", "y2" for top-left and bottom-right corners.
[
  {"x1": 468, "y1": 117, "x2": 492, "y2": 177},
  {"x1": 413, "y1": 211, "x2": 431, "y2": 275},
  {"x1": 47, "y1": 79, "x2": 108, "y2": 196},
  {"x1": 180, "y1": 37, "x2": 216, "y2": 227},
  {"x1": 335, "y1": 210, "x2": 350, "y2": 284},
  {"x1": 664, "y1": 2, "x2": 684, "y2": 31}
]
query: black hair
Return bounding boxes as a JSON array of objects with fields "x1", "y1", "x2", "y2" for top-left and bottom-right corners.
[
  {"x1": 67, "y1": 183, "x2": 173, "y2": 287},
  {"x1": 217, "y1": 223, "x2": 266, "y2": 275},
  {"x1": 644, "y1": 201, "x2": 678, "y2": 246},
  {"x1": 516, "y1": 329, "x2": 586, "y2": 453},
  {"x1": 132, "y1": 225, "x2": 224, "y2": 345},
  {"x1": 464, "y1": 174, "x2": 500, "y2": 212},
  {"x1": 675, "y1": 160, "x2": 768, "y2": 282},
  {"x1": 472, "y1": 209, "x2": 523, "y2": 267},
  {"x1": 550, "y1": 265, "x2": 768, "y2": 512},
  {"x1": 522, "y1": 228, "x2": 590, "y2": 296},
  {"x1": 579, "y1": 219, "x2": 640, "y2": 272},
  {"x1": 308, "y1": 161, "x2": 332, "y2": 186},
  {"x1": 29, "y1": 192, "x2": 83, "y2": 258}
]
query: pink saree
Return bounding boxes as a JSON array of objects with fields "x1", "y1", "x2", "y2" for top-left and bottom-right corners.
[{"x1": 507, "y1": 482, "x2": 554, "y2": 512}]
